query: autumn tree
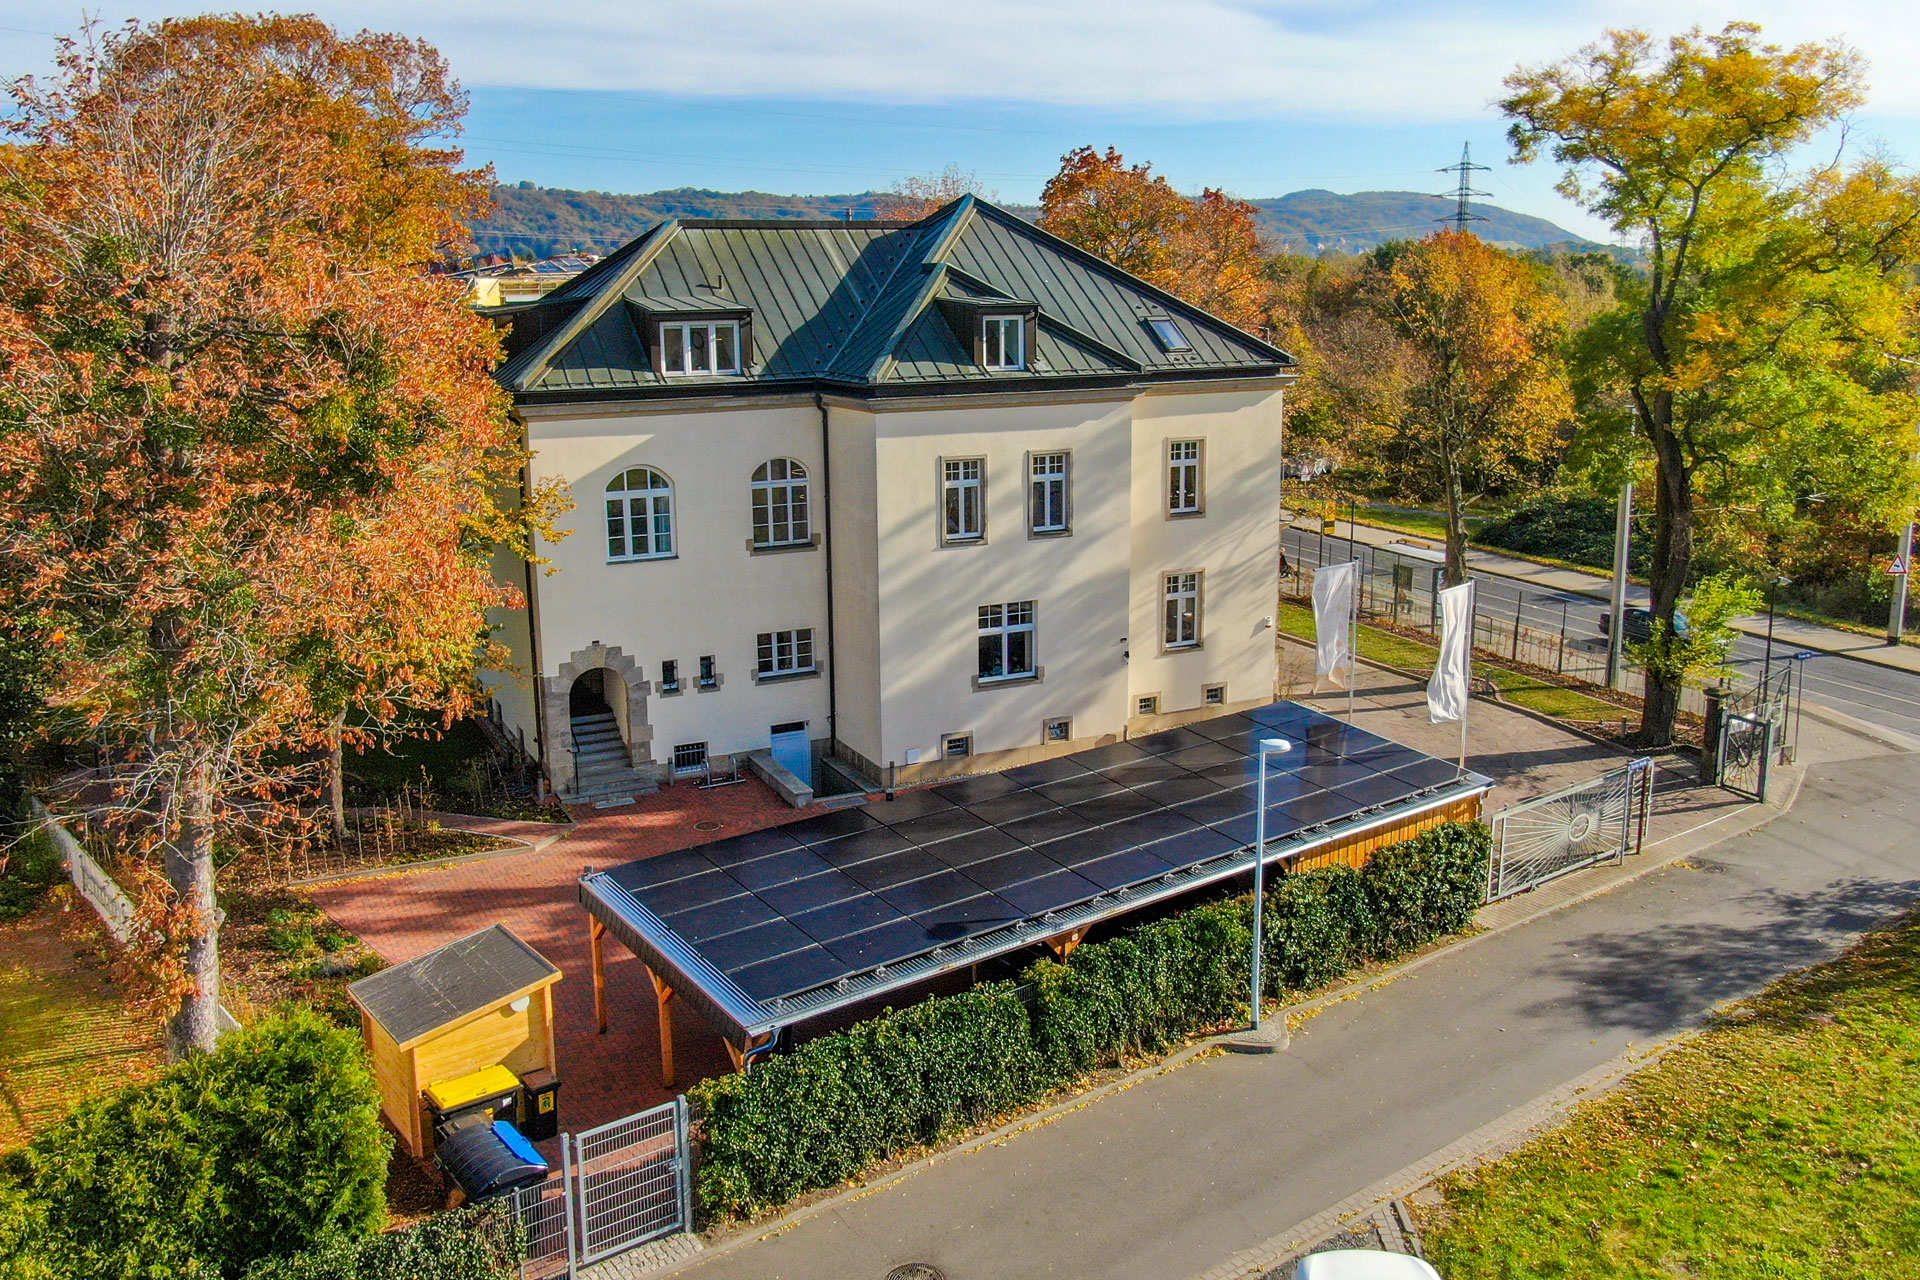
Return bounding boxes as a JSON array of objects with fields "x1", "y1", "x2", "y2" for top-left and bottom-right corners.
[
  {"x1": 0, "y1": 17, "x2": 556, "y2": 1054},
  {"x1": 1503, "y1": 23, "x2": 1920, "y2": 743},
  {"x1": 884, "y1": 164, "x2": 994, "y2": 219},
  {"x1": 1038, "y1": 146, "x2": 1272, "y2": 332}
]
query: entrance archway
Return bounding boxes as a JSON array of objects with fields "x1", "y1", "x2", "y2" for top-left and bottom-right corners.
[{"x1": 540, "y1": 643, "x2": 653, "y2": 795}]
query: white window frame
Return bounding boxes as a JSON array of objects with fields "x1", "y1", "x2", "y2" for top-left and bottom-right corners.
[
  {"x1": 660, "y1": 320, "x2": 742, "y2": 376},
  {"x1": 1163, "y1": 571, "x2": 1201, "y2": 650},
  {"x1": 977, "y1": 600, "x2": 1037, "y2": 683},
  {"x1": 942, "y1": 457, "x2": 985, "y2": 544},
  {"x1": 756, "y1": 628, "x2": 816, "y2": 678},
  {"x1": 981, "y1": 314, "x2": 1026, "y2": 371},
  {"x1": 671, "y1": 742, "x2": 709, "y2": 774},
  {"x1": 1168, "y1": 440, "x2": 1203, "y2": 516},
  {"x1": 751, "y1": 458, "x2": 810, "y2": 548},
  {"x1": 606, "y1": 467, "x2": 675, "y2": 561},
  {"x1": 1028, "y1": 451, "x2": 1069, "y2": 536}
]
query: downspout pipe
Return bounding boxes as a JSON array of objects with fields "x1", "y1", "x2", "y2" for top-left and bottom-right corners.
[{"x1": 815, "y1": 394, "x2": 839, "y2": 761}]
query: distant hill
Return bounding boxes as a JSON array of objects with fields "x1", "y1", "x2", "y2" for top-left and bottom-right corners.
[{"x1": 468, "y1": 181, "x2": 1606, "y2": 262}]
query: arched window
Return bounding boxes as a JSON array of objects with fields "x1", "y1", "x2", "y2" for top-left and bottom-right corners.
[
  {"x1": 750, "y1": 458, "x2": 810, "y2": 548},
  {"x1": 607, "y1": 467, "x2": 674, "y2": 561}
]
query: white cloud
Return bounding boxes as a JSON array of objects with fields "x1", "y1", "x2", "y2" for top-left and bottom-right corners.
[{"x1": 6, "y1": 0, "x2": 1919, "y2": 120}]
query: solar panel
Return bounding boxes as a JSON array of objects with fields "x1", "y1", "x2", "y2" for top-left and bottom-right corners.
[{"x1": 581, "y1": 701, "x2": 1489, "y2": 1018}]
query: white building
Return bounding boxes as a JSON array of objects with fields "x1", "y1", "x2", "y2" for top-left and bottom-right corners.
[{"x1": 482, "y1": 197, "x2": 1295, "y2": 803}]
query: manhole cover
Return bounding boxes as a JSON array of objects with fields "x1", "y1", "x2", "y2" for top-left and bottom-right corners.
[
  {"x1": 694, "y1": 820, "x2": 723, "y2": 832},
  {"x1": 886, "y1": 1267, "x2": 945, "y2": 1280}
]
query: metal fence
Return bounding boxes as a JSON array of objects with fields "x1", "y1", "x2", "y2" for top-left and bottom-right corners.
[
  {"x1": 1487, "y1": 758, "x2": 1656, "y2": 901},
  {"x1": 510, "y1": 1141, "x2": 577, "y2": 1280}
]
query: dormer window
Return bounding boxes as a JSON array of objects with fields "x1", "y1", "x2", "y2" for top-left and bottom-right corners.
[
  {"x1": 1147, "y1": 317, "x2": 1191, "y2": 352},
  {"x1": 661, "y1": 320, "x2": 741, "y2": 375},
  {"x1": 981, "y1": 314, "x2": 1026, "y2": 371}
]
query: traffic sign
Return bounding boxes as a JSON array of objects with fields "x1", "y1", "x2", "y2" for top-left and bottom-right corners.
[{"x1": 1889, "y1": 557, "x2": 1910, "y2": 576}]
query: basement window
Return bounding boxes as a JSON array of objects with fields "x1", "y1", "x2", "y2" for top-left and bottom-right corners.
[{"x1": 672, "y1": 742, "x2": 708, "y2": 774}]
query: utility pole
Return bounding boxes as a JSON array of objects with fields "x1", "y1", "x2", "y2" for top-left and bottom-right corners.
[
  {"x1": 1606, "y1": 482, "x2": 1633, "y2": 690},
  {"x1": 1436, "y1": 142, "x2": 1491, "y2": 233}
]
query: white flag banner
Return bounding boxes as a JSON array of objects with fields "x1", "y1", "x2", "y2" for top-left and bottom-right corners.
[
  {"x1": 1312, "y1": 561, "x2": 1358, "y2": 686},
  {"x1": 1428, "y1": 581, "x2": 1475, "y2": 724}
]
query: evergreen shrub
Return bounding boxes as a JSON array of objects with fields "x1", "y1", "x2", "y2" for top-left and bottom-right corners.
[
  {"x1": 8, "y1": 1010, "x2": 390, "y2": 1280},
  {"x1": 690, "y1": 822, "x2": 1490, "y2": 1221},
  {"x1": 243, "y1": 1205, "x2": 522, "y2": 1280}
]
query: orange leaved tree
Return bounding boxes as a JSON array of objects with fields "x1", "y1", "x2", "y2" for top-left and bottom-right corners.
[
  {"x1": 0, "y1": 17, "x2": 557, "y2": 1055},
  {"x1": 1038, "y1": 146, "x2": 1272, "y2": 333}
]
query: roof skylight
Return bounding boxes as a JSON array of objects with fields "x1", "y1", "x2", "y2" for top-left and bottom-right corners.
[{"x1": 1147, "y1": 317, "x2": 1191, "y2": 352}]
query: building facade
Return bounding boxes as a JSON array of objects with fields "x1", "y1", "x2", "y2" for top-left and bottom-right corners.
[{"x1": 483, "y1": 197, "x2": 1294, "y2": 801}]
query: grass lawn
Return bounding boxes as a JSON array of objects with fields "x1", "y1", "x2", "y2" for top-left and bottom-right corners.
[
  {"x1": 1276, "y1": 602, "x2": 1622, "y2": 723},
  {"x1": 1352, "y1": 504, "x2": 1494, "y2": 542},
  {"x1": 1424, "y1": 910, "x2": 1920, "y2": 1278}
]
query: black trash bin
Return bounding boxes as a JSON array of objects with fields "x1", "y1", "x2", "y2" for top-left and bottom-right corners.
[
  {"x1": 519, "y1": 1067, "x2": 562, "y2": 1141},
  {"x1": 436, "y1": 1118, "x2": 549, "y2": 1202}
]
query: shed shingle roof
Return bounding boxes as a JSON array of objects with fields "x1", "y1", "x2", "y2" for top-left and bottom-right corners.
[
  {"x1": 348, "y1": 924, "x2": 560, "y2": 1048},
  {"x1": 493, "y1": 198, "x2": 1292, "y2": 401}
]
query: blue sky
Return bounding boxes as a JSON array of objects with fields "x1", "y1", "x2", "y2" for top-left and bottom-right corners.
[{"x1": 7, "y1": 1, "x2": 1920, "y2": 244}]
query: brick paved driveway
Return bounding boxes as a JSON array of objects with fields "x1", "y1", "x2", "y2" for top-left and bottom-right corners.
[{"x1": 310, "y1": 776, "x2": 829, "y2": 1132}]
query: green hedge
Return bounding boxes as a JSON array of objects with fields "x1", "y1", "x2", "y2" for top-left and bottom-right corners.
[
  {"x1": 1475, "y1": 495, "x2": 1650, "y2": 574},
  {"x1": 4, "y1": 1010, "x2": 391, "y2": 1280},
  {"x1": 692, "y1": 822, "x2": 1490, "y2": 1220},
  {"x1": 243, "y1": 1205, "x2": 522, "y2": 1280}
]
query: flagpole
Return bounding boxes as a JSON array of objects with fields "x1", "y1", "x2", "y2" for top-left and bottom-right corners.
[
  {"x1": 1347, "y1": 559, "x2": 1359, "y2": 724},
  {"x1": 1459, "y1": 581, "x2": 1475, "y2": 770}
]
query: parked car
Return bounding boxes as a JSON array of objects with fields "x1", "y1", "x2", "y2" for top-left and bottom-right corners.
[
  {"x1": 1296, "y1": 1250, "x2": 1442, "y2": 1279},
  {"x1": 1600, "y1": 605, "x2": 1688, "y2": 646}
]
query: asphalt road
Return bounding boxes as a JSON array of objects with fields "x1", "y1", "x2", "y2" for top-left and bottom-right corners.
[
  {"x1": 1282, "y1": 525, "x2": 1920, "y2": 739},
  {"x1": 679, "y1": 750, "x2": 1920, "y2": 1280}
]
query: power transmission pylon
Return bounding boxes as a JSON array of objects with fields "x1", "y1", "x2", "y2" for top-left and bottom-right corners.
[{"x1": 1437, "y1": 142, "x2": 1491, "y2": 233}]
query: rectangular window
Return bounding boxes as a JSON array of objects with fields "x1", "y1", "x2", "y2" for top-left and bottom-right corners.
[
  {"x1": 1164, "y1": 572, "x2": 1201, "y2": 649},
  {"x1": 672, "y1": 742, "x2": 708, "y2": 774},
  {"x1": 977, "y1": 600, "x2": 1036, "y2": 682},
  {"x1": 660, "y1": 659, "x2": 680, "y2": 694},
  {"x1": 943, "y1": 733, "x2": 973, "y2": 759},
  {"x1": 756, "y1": 628, "x2": 816, "y2": 677},
  {"x1": 659, "y1": 321, "x2": 742, "y2": 376},
  {"x1": 698, "y1": 655, "x2": 718, "y2": 689},
  {"x1": 943, "y1": 458, "x2": 984, "y2": 543},
  {"x1": 751, "y1": 458, "x2": 810, "y2": 548},
  {"x1": 981, "y1": 315, "x2": 1025, "y2": 370},
  {"x1": 1044, "y1": 717, "x2": 1072, "y2": 744},
  {"x1": 1203, "y1": 683, "x2": 1227, "y2": 706},
  {"x1": 1168, "y1": 440, "x2": 1203, "y2": 515},
  {"x1": 1137, "y1": 695, "x2": 1159, "y2": 717},
  {"x1": 1029, "y1": 451, "x2": 1069, "y2": 535}
]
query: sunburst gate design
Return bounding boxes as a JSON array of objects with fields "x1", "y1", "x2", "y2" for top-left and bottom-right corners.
[{"x1": 1488, "y1": 759, "x2": 1654, "y2": 900}]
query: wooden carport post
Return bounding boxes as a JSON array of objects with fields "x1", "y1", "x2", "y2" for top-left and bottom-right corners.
[
  {"x1": 725, "y1": 1032, "x2": 774, "y2": 1073},
  {"x1": 647, "y1": 965, "x2": 676, "y2": 1088},
  {"x1": 589, "y1": 917, "x2": 608, "y2": 1034},
  {"x1": 1042, "y1": 924, "x2": 1090, "y2": 960}
]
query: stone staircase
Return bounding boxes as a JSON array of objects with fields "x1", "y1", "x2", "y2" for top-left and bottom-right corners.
[{"x1": 566, "y1": 711, "x2": 656, "y2": 805}]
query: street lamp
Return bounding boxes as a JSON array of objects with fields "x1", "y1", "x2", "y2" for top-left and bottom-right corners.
[
  {"x1": 1762, "y1": 576, "x2": 1790, "y2": 688},
  {"x1": 1247, "y1": 737, "x2": 1293, "y2": 1041}
]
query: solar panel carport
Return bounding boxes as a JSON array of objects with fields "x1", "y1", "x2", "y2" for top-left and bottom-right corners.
[{"x1": 579, "y1": 701, "x2": 1491, "y2": 1083}]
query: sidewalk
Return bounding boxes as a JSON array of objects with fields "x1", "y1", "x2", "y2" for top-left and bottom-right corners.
[
  {"x1": 1307, "y1": 517, "x2": 1920, "y2": 676},
  {"x1": 657, "y1": 673, "x2": 1918, "y2": 1280}
]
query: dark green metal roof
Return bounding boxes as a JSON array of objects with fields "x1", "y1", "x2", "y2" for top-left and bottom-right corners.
[{"x1": 493, "y1": 197, "x2": 1293, "y2": 401}]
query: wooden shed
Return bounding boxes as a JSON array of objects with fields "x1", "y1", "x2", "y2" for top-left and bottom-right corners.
[{"x1": 348, "y1": 924, "x2": 562, "y2": 1159}]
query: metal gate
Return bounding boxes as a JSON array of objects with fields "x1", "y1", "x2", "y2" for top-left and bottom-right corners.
[
  {"x1": 1716, "y1": 713, "x2": 1773, "y2": 802},
  {"x1": 1488, "y1": 758, "x2": 1655, "y2": 901},
  {"x1": 573, "y1": 1098, "x2": 693, "y2": 1267}
]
